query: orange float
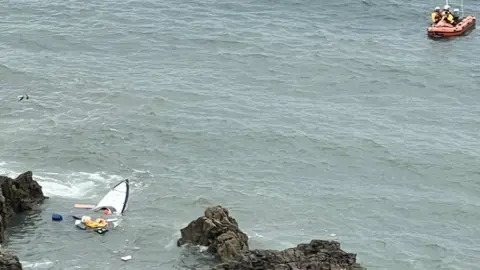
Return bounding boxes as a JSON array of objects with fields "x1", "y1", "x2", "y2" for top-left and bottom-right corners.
[{"x1": 427, "y1": 15, "x2": 476, "y2": 38}]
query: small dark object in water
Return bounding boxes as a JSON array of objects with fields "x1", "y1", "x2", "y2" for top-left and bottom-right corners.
[
  {"x1": 75, "y1": 221, "x2": 87, "y2": 230},
  {"x1": 95, "y1": 228, "x2": 108, "y2": 234},
  {"x1": 52, "y1": 213, "x2": 63, "y2": 221},
  {"x1": 18, "y1": 94, "x2": 29, "y2": 101}
]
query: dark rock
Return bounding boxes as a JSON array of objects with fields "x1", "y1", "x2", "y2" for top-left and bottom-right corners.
[
  {"x1": 0, "y1": 171, "x2": 48, "y2": 270},
  {"x1": 0, "y1": 249, "x2": 22, "y2": 270},
  {"x1": 213, "y1": 240, "x2": 365, "y2": 270},
  {"x1": 0, "y1": 171, "x2": 48, "y2": 243},
  {"x1": 178, "y1": 206, "x2": 365, "y2": 270},
  {"x1": 177, "y1": 205, "x2": 249, "y2": 262}
]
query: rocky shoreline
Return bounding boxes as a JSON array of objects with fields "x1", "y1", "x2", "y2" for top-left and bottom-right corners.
[
  {"x1": 177, "y1": 205, "x2": 365, "y2": 270},
  {"x1": 0, "y1": 173, "x2": 365, "y2": 270},
  {"x1": 0, "y1": 171, "x2": 48, "y2": 270}
]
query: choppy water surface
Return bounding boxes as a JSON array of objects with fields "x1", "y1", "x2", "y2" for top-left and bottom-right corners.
[{"x1": 1, "y1": 0, "x2": 480, "y2": 269}]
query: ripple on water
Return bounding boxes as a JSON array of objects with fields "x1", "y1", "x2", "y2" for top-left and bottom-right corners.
[{"x1": 1, "y1": 0, "x2": 480, "y2": 269}]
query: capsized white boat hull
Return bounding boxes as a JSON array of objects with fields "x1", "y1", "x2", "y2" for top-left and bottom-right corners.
[{"x1": 92, "y1": 179, "x2": 129, "y2": 214}]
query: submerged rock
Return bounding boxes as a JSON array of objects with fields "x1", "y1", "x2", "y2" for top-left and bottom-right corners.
[
  {"x1": 178, "y1": 205, "x2": 365, "y2": 270},
  {"x1": 0, "y1": 171, "x2": 48, "y2": 270}
]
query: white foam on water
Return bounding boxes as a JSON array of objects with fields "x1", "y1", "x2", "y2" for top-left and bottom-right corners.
[
  {"x1": 21, "y1": 260, "x2": 54, "y2": 269},
  {"x1": 0, "y1": 162, "x2": 126, "y2": 200},
  {"x1": 254, "y1": 232, "x2": 264, "y2": 238},
  {"x1": 36, "y1": 178, "x2": 96, "y2": 199},
  {"x1": 0, "y1": 166, "x2": 20, "y2": 179},
  {"x1": 165, "y1": 230, "x2": 182, "y2": 249},
  {"x1": 245, "y1": 229, "x2": 299, "y2": 250}
]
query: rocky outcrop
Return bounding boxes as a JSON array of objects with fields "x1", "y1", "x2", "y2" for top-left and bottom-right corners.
[
  {"x1": 177, "y1": 205, "x2": 249, "y2": 262},
  {"x1": 0, "y1": 249, "x2": 22, "y2": 270},
  {"x1": 0, "y1": 171, "x2": 48, "y2": 270},
  {"x1": 178, "y1": 205, "x2": 365, "y2": 270},
  {"x1": 213, "y1": 240, "x2": 364, "y2": 270}
]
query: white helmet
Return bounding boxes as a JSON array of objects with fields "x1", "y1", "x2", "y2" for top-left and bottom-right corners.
[
  {"x1": 453, "y1": 8, "x2": 459, "y2": 12},
  {"x1": 444, "y1": 4, "x2": 450, "y2": 9},
  {"x1": 435, "y1": 6, "x2": 440, "y2": 10},
  {"x1": 81, "y1": 216, "x2": 91, "y2": 223}
]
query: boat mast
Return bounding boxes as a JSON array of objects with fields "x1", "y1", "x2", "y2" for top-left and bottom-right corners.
[{"x1": 461, "y1": 0, "x2": 464, "y2": 17}]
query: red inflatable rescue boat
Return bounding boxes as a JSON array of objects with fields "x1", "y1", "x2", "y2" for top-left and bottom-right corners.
[{"x1": 427, "y1": 15, "x2": 476, "y2": 38}]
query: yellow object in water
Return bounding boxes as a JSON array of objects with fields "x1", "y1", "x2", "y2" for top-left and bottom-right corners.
[{"x1": 81, "y1": 216, "x2": 108, "y2": 228}]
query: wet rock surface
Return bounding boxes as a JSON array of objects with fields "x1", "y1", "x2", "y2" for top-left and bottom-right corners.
[
  {"x1": 177, "y1": 205, "x2": 249, "y2": 262},
  {"x1": 0, "y1": 171, "x2": 48, "y2": 270},
  {"x1": 178, "y1": 205, "x2": 365, "y2": 270},
  {"x1": 0, "y1": 249, "x2": 22, "y2": 270}
]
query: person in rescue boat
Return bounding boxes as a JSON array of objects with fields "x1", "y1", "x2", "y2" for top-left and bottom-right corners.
[
  {"x1": 441, "y1": 5, "x2": 456, "y2": 25},
  {"x1": 443, "y1": 9, "x2": 456, "y2": 25},
  {"x1": 431, "y1": 6, "x2": 441, "y2": 24},
  {"x1": 452, "y1": 8, "x2": 460, "y2": 23},
  {"x1": 441, "y1": 4, "x2": 451, "y2": 17}
]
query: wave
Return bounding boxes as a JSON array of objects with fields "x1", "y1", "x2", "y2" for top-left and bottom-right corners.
[
  {"x1": 20, "y1": 260, "x2": 54, "y2": 269},
  {"x1": 0, "y1": 161, "x2": 150, "y2": 200}
]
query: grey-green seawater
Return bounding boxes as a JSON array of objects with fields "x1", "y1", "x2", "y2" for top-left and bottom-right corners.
[{"x1": 0, "y1": 0, "x2": 479, "y2": 269}]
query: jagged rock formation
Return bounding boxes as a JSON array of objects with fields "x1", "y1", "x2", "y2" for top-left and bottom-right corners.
[
  {"x1": 178, "y1": 205, "x2": 365, "y2": 270},
  {"x1": 0, "y1": 171, "x2": 48, "y2": 270},
  {"x1": 0, "y1": 249, "x2": 22, "y2": 270},
  {"x1": 177, "y1": 205, "x2": 249, "y2": 262}
]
